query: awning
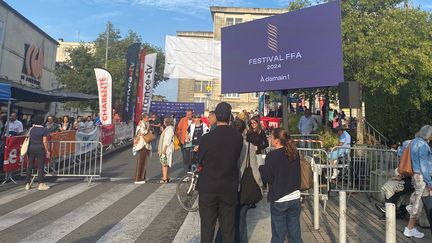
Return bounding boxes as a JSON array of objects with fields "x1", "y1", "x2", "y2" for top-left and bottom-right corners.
[
  {"x1": 0, "y1": 83, "x2": 12, "y2": 101},
  {"x1": 7, "y1": 82, "x2": 98, "y2": 102}
]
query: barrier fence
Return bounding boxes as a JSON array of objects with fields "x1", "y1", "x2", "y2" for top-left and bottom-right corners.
[{"x1": 2, "y1": 122, "x2": 134, "y2": 184}]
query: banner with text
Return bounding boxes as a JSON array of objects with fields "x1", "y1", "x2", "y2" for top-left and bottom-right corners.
[
  {"x1": 94, "y1": 68, "x2": 112, "y2": 125},
  {"x1": 134, "y1": 49, "x2": 146, "y2": 125},
  {"x1": 76, "y1": 128, "x2": 100, "y2": 155},
  {"x1": 102, "y1": 125, "x2": 115, "y2": 146},
  {"x1": 150, "y1": 101, "x2": 205, "y2": 120},
  {"x1": 221, "y1": 1, "x2": 343, "y2": 93},
  {"x1": 122, "y1": 43, "x2": 141, "y2": 123},
  {"x1": 141, "y1": 53, "x2": 157, "y2": 115}
]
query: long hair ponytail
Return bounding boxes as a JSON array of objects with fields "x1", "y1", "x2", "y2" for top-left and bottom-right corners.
[{"x1": 272, "y1": 128, "x2": 298, "y2": 161}]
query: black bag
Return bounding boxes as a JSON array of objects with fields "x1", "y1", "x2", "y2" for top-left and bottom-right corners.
[
  {"x1": 421, "y1": 195, "x2": 432, "y2": 234},
  {"x1": 239, "y1": 143, "x2": 263, "y2": 205}
]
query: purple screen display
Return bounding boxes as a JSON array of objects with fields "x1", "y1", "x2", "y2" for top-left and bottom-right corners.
[{"x1": 221, "y1": 1, "x2": 344, "y2": 93}]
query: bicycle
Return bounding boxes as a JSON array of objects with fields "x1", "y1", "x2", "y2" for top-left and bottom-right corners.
[{"x1": 176, "y1": 169, "x2": 199, "y2": 212}]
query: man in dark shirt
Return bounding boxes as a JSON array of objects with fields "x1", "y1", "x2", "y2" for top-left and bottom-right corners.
[{"x1": 197, "y1": 102, "x2": 243, "y2": 243}]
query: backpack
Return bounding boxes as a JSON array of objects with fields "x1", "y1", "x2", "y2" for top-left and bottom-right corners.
[{"x1": 173, "y1": 135, "x2": 181, "y2": 151}]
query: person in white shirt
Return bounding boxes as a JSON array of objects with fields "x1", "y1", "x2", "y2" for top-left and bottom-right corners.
[
  {"x1": 328, "y1": 128, "x2": 352, "y2": 179},
  {"x1": 7, "y1": 112, "x2": 23, "y2": 136},
  {"x1": 298, "y1": 109, "x2": 317, "y2": 135}
]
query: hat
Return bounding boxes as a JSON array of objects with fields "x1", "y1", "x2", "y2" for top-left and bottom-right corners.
[{"x1": 215, "y1": 102, "x2": 232, "y2": 123}]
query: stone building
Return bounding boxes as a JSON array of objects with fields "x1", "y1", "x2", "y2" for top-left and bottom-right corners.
[{"x1": 177, "y1": 6, "x2": 288, "y2": 114}]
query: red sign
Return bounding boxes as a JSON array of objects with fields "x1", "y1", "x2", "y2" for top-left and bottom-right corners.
[
  {"x1": 260, "y1": 117, "x2": 282, "y2": 129},
  {"x1": 102, "y1": 125, "x2": 115, "y2": 146},
  {"x1": 3, "y1": 136, "x2": 25, "y2": 172}
]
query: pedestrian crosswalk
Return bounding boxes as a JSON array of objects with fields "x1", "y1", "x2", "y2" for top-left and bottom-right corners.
[{"x1": 0, "y1": 180, "x2": 273, "y2": 243}]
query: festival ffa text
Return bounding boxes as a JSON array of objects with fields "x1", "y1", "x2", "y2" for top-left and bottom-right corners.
[{"x1": 248, "y1": 52, "x2": 302, "y2": 83}]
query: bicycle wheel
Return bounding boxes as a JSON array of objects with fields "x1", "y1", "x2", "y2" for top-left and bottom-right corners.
[{"x1": 176, "y1": 174, "x2": 199, "y2": 212}]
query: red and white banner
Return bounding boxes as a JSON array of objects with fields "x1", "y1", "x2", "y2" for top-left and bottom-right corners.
[
  {"x1": 141, "y1": 53, "x2": 157, "y2": 115},
  {"x1": 94, "y1": 68, "x2": 112, "y2": 125},
  {"x1": 134, "y1": 48, "x2": 146, "y2": 125},
  {"x1": 101, "y1": 125, "x2": 115, "y2": 146},
  {"x1": 3, "y1": 136, "x2": 25, "y2": 172},
  {"x1": 260, "y1": 117, "x2": 282, "y2": 129}
]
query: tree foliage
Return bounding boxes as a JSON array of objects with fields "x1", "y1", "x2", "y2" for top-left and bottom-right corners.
[{"x1": 55, "y1": 22, "x2": 168, "y2": 112}]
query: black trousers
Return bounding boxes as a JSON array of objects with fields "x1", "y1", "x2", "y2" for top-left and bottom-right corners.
[
  {"x1": 26, "y1": 146, "x2": 46, "y2": 183},
  {"x1": 199, "y1": 192, "x2": 238, "y2": 243}
]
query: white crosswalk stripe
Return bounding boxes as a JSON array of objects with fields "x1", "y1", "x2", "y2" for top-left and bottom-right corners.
[
  {"x1": 0, "y1": 183, "x2": 57, "y2": 207},
  {"x1": 172, "y1": 211, "x2": 200, "y2": 243},
  {"x1": 96, "y1": 184, "x2": 177, "y2": 243},
  {"x1": 0, "y1": 183, "x2": 96, "y2": 232},
  {"x1": 20, "y1": 183, "x2": 138, "y2": 243}
]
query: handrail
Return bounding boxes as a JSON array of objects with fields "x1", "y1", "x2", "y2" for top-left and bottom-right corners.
[{"x1": 361, "y1": 118, "x2": 389, "y2": 147}]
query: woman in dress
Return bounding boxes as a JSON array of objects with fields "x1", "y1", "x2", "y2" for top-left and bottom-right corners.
[
  {"x1": 25, "y1": 116, "x2": 51, "y2": 191},
  {"x1": 158, "y1": 117, "x2": 175, "y2": 183},
  {"x1": 133, "y1": 113, "x2": 152, "y2": 184},
  {"x1": 259, "y1": 128, "x2": 301, "y2": 243}
]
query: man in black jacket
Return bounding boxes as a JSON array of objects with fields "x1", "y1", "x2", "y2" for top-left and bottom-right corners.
[{"x1": 197, "y1": 102, "x2": 243, "y2": 243}]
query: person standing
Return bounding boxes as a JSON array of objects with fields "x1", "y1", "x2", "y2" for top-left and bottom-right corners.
[
  {"x1": 60, "y1": 115, "x2": 71, "y2": 131},
  {"x1": 25, "y1": 116, "x2": 51, "y2": 191},
  {"x1": 246, "y1": 115, "x2": 267, "y2": 188},
  {"x1": 7, "y1": 112, "x2": 23, "y2": 136},
  {"x1": 133, "y1": 113, "x2": 152, "y2": 184},
  {"x1": 298, "y1": 109, "x2": 317, "y2": 136},
  {"x1": 158, "y1": 117, "x2": 175, "y2": 183},
  {"x1": 150, "y1": 113, "x2": 162, "y2": 152},
  {"x1": 187, "y1": 115, "x2": 209, "y2": 166},
  {"x1": 197, "y1": 102, "x2": 243, "y2": 243},
  {"x1": 207, "y1": 111, "x2": 217, "y2": 131},
  {"x1": 259, "y1": 128, "x2": 301, "y2": 243},
  {"x1": 403, "y1": 125, "x2": 432, "y2": 239},
  {"x1": 176, "y1": 109, "x2": 194, "y2": 172},
  {"x1": 45, "y1": 115, "x2": 60, "y2": 134}
]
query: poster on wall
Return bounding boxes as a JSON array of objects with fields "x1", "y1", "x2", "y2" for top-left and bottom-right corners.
[{"x1": 221, "y1": 1, "x2": 343, "y2": 93}]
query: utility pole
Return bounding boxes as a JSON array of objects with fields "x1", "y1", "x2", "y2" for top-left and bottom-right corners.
[{"x1": 105, "y1": 23, "x2": 109, "y2": 69}]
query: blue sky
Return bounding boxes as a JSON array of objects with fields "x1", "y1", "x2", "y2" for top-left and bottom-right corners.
[{"x1": 5, "y1": 0, "x2": 432, "y2": 101}]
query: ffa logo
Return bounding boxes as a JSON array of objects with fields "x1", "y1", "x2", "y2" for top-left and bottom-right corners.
[
  {"x1": 267, "y1": 23, "x2": 278, "y2": 52},
  {"x1": 22, "y1": 44, "x2": 44, "y2": 79}
]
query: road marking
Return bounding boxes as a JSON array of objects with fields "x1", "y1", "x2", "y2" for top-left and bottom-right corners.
[
  {"x1": 96, "y1": 184, "x2": 176, "y2": 243},
  {"x1": 172, "y1": 211, "x2": 201, "y2": 243},
  {"x1": 0, "y1": 183, "x2": 57, "y2": 207},
  {"x1": 20, "y1": 183, "x2": 138, "y2": 243},
  {"x1": 0, "y1": 183, "x2": 96, "y2": 232}
]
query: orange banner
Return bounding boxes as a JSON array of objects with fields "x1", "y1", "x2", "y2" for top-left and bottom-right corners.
[{"x1": 50, "y1": 131, "x2": 76, "y2": 158}]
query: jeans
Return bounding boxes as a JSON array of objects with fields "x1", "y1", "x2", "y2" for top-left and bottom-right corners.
[
  {"x1": 270, "y1": 199, "x2": 301, "y2": 243},
  {"x1": 26, "y1": 146, "x2": 46, "y2": 184}
]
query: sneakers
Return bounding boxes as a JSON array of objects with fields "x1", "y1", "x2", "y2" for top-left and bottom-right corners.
[
  {"x1": 404, "y1": 227, "x2": 424, "y2": 239},
  {"x1": 38, "y1": 183, "x2": 50, "y2": 191},
  {"x1": 25, "y1": 183, "x2": 31, "y2": 190},
  {"x1": 134, "y1": 180, "x2": 146, "y2": 184}
]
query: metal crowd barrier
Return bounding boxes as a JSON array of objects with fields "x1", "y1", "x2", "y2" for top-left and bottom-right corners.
[
  {"x1": 327, "y1": 146, "x2": 398, "y2": 193},
  {"x1": 21, "y1": 141, "x2": 103, "y2": 185}
]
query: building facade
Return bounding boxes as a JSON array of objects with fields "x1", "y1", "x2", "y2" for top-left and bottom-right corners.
[
  {"x1": 0, "y1": 1, "x2": 59, "y2": 124},
  {"x1": 177, "y1": 7, "x2": 288, "y2": 114},
  {"x1": 56, "y1": 39, "x2": 95, "y2": 63}
]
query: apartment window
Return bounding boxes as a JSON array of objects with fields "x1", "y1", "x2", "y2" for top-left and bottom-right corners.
[
  {"x1": 226, "y1": 18, "x2": 243, "y2": 26},
  {"x1": 194, "y1": 80, "x2": 211, "y2": 93},
  {"x1": 224, "y1": 93, "x2": 240, "y2": 98}
]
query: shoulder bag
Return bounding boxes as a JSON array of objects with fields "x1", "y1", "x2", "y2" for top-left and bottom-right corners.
[
  {"x1": 240, "y1": 143, "x2": 263, "y2": 205},
  {"x1": 20, "y1": 127, "x2": 33, "y2": 157},
  {"x1": 398, "y1": 143, "x2": 413, "y2": 177},
  {"x1": 300, "y1": 158, "x2": 313, "y2": 191}
]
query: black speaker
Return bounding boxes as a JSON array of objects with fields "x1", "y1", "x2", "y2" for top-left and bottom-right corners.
[{"x1": 338, "y1": 81, "x2": 361, "y2": 109}]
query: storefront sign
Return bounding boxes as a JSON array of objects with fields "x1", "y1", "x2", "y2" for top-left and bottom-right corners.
[
  {"x1": 221, "y1": 1, "x2": 343, "y2": 93},
  {"x1": 21, "y1": 44, "x2": 44, "y2": 86}
]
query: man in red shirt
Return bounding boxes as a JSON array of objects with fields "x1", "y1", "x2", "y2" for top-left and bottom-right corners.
[{"x1": 176, "y1": 109, "x2": 194, "y2": 172}]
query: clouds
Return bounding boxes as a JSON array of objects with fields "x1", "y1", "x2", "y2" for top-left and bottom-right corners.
[{"x1": 78, "y1": 11, "x2": 123, "y2": 23}]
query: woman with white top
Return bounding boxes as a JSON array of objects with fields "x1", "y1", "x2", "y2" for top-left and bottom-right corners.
[
  {"x1": 158, "y1": 117, "x2": 175, "y2": 183},
  {"x1": 259, "y1": 128, "x2": 301, "y2": 243}
]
